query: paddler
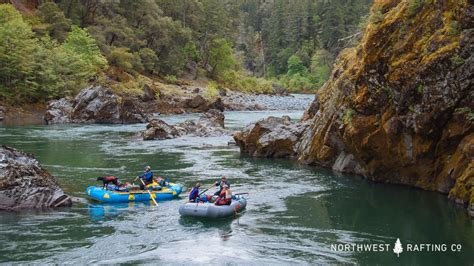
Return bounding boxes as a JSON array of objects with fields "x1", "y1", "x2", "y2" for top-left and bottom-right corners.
[
  {"x1": 213, "y1": 176, "x2": 230, "y2": 196},
  {"x1": 215, "y1": 184, "x2": 232, "y2": 205},
  {"x1": 188, "y1": 182, "x2": 202, "y2": 202},
  {"x1": 134, "y1": 165, "x2": 154, "y2": 190}
]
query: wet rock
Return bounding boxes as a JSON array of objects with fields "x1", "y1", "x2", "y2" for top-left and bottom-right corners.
[
  {"x1": 233, "y1": 116, "x2": 309, "y2": 158},
  {"x1": 193, "y1": 87, "x2": 200, "y2": 93},
  {"x1": 44, "y1": 86, "x2": 148, "y2": 124},
  {"x1": 44, "y1": 98, "x2": 73, "y2": 124},
  {"x1": 332, "y1": 151, "x2": 365, "y2": 175},
  {"x1": 143, "y1": 109, "x2": 229, "y2": 140},
  {"x1": 0, "y1": 145, "x2": 72, "y2": 210},
  {"x1": 197, "y1": 109, "x2": 225, "y2": 128},
  {"x1": 143, "y1": 119, "x2": 182, "y2": 140}
]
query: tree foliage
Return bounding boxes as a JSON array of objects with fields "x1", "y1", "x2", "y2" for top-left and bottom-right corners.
[{"x1": 0, "y1": 4, "x2": 107, "y2": 103}]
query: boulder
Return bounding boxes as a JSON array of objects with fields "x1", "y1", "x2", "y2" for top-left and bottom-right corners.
[
  {"x1": 44, "y1": 98, "x2": 73, "y2": 124},
  {"x1": 141, "y1": 84, "x2": 156, "y2": 102},
  {"x1": 143, "y1": 119, "x2": 182, "y2": 140},
  {"x1": 0, "y1": 145, "x2": 72, "y2": 210},
  {"x1": 71, "y1": 85, "x2": 121, "y2": 123},
  {"x1": 119, "y1": 97, "x2": 148, "y2": 124},
  {"x1": 233, "y1": 116, "x2": 308, "y2": 158},
  {"x1": 186, "y1": 95, "x2": 207, "y2": 109},
  {"x1": 198, "y1": 109, "x2": 224, "y2": 128},
  {"x1": 143, "y1": 109, "x2": 229, "y2": 140},
  {"x1": 207, "y1": 97, "x2": 225, "y2": 111},
  {"x1": 44, "y1": 86, "x2": 149, "y2": 124}
]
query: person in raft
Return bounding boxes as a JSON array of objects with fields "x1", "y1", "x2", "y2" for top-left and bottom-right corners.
[
  {"x1": 134, "y1": 165, "x2": 154, "y2": 190},
  {"x1": 188, "y1": 182, "x2": 202, "y2": 202},
  {"x1": 214, "y1": 176, "x2": 231, "y2": 195},
  {"x1": 215, "y1": 184, "x2": 232, "y2": 205}
]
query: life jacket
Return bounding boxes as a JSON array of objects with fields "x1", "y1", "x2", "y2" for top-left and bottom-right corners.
[
  {"x1": 139, "y1": 171, "x2": 154, "y2": 183},
  {"x1": 189, "y1": 187, "x2": 199, "y2": 200}
]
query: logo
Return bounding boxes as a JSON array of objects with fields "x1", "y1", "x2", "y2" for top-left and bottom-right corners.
[{"x1": 393, "y1": 238, "x2": 403, "y2": 257}]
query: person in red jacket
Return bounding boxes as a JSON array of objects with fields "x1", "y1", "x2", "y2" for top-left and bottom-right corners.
[{"x1": 215, "y1": 184, "x2": 232, "y2": 206}]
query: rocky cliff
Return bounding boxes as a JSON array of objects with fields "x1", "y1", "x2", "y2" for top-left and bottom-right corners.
[{"x1": 235, "y1": 0, "x2": 473, "y2": 216}]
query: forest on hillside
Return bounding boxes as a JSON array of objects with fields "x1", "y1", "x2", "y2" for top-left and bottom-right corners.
[{"x1": 0, "y1": 0, "x2": 371, "y2": 104}]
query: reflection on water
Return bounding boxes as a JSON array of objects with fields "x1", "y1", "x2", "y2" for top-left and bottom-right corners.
[{"x1": 0, "y1": 109, "x2": 473, "y2": 264}]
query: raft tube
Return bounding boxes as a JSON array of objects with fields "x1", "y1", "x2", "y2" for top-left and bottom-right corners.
[
  {"x1": 178, "y1": 195, "x2": 247, "y2": 218},
  {"x1": 86, "y1": 183, "x2": 183, "y2": 203}
]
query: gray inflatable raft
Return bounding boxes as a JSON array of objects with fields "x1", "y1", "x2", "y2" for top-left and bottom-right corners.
[{"x1": 179, "y1": 196, "x2": 247, "y2": 218}]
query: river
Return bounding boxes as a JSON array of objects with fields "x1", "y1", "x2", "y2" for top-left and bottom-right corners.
[{"x1": 0, "y1": 95, "x2": 473, "y2": 264}]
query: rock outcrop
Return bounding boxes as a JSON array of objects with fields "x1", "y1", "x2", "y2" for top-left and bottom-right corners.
[
  {"x1": 44, "y1": 98, "x2": 73, "y2": 124},
  {"x1": 44, "y1": 86, "x2": 148, "y2": 124},
  {"x1": 234, "y1": 116, "x2": 310, "y2": 158},
  {"x1": 235, "y1": 1, "x2": 474, "y2": 216},
  {"x1": 143, "y1": 109, "x2": 229, "y2": 140},
  {"x1": 0, "y1": 145, "x2": 72, "y2": 210}
]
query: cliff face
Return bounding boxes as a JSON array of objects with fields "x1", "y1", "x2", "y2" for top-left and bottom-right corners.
[
  {"x1": 234, "y1": 0, "x2": 473, "y2": 216},
  {"x1": 298, "y1": 0, "x2": 473, "y2": 212}
]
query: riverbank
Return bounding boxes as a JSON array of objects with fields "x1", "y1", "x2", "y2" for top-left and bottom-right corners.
[{"x1": 0, "y1": 80, "x2": 314, "y2": 126}]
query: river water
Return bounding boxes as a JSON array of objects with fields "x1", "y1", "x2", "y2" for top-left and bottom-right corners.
[{"x1": 0, "y1": 96, "x2": 473, "y2": 264}]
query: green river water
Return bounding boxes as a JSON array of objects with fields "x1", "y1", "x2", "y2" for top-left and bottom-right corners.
[{"x1": 0, "y1": 109, "x2": 473, "y2": 265}]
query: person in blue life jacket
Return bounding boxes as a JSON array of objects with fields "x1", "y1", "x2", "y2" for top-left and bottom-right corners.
[
  {"x1": 188, "y1": 182, "x2": 202, "y2": 202},
  {"x1": 134, "y1": 165, "x2": 154, "y2": 190},
  {"x1": 214, "y1": 176, "x2": 230, "y2": 196}
]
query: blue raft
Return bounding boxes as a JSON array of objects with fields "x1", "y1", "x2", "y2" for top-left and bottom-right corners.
[{"x1": 86, "y1": 183, "x2": 183, "y2": 203}]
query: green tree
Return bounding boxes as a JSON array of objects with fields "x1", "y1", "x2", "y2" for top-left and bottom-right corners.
[
  {"x1": 38, "y1": 2, "x2": 71, "y2": 42},
  {"x1": 62, "y1": 25, "x2": 107, "y2": 73},
  {"x1": 138, "y1": 48, "x2": 158, "y2": 74},
  {"x1": 208, "y1": 38, "x2": 234, "y2": 79},
  {"x1": 287, "y1": 55, "x2": 306, "y2": 76},
  {"x1": 0, "y1": 4, "x2": 38, "y2": 102}
]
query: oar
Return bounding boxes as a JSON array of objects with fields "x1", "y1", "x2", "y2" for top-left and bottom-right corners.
[
  {"x1": 198, "y1": 183, "x2": 216, "y2": 196},
  {"x1": 139, "y1": 179, "x2": 158, "y2": 206}
]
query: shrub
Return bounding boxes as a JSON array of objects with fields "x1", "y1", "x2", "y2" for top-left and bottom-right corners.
[
  {"x1": 107, "y1": 47, "x2": 135, "y2": 72},
  {"x1": 164, "y1": 74, "x2": 178, "y2": 84},
  {"x1": 205, "y1": 81, "x2": 219, "y2": 99},
  {"x1": 138, "y1": 48, "x2": 158, "y2": 74}
]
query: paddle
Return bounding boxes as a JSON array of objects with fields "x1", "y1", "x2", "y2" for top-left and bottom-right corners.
[
  {"x1": 139, "y1": 179, "x2": 158, "y2": 206},
  {"x1": 199, "y1": 183, "x2": 216, "y2": 196}
]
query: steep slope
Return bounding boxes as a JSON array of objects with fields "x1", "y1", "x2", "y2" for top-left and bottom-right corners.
[{"x1": 235, "y1": 0, "x2": 473, "y2": 216}]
